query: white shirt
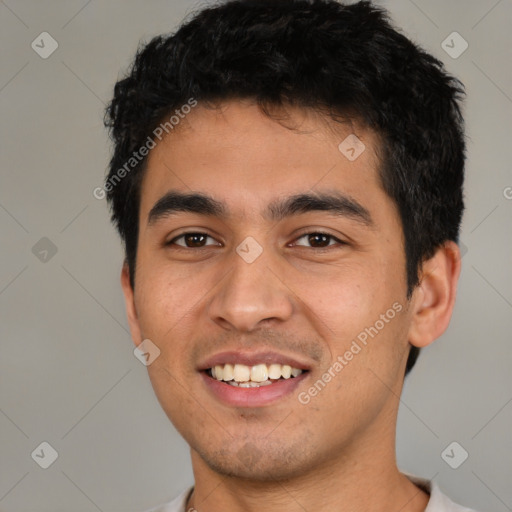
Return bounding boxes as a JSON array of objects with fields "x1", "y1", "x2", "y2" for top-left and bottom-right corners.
[{"x1": 143, "y1": 476, "x2": 479, "y2": 512}]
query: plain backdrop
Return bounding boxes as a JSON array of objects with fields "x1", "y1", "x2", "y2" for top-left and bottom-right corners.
[{"x1": 1, "y1": 1, "x2": 511, "y2": 511}]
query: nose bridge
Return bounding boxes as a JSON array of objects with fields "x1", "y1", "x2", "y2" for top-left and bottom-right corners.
[{"x1": 208, "y1": 243, "x2": 293, "y2": 331}]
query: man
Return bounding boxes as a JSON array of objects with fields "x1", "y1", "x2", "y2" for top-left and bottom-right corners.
[{"x1": 104, "y1": 1, "x2": 477, "y2": 510}]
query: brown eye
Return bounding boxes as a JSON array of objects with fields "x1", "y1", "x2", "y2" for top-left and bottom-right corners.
[
  {"x1": 294, "y1": 232, "x2": 343, "y2": 248},
  {"x1": 169, "y1": 233, "x2": 218, "y2": 248},
  {"x1": 308, "y1": 233, "x2": 331, "y2": 248}
]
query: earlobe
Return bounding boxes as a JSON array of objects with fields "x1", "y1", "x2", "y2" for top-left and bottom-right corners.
[
  {"x1": 408, "y1": 241, "x2": 461, "y2": 348},
  {"x1": 121, "y1": 263, "x2": 142, "y2": 347}
]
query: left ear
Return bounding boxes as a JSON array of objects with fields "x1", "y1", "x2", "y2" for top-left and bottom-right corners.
[{"x1": 407, "y1": 241, "x2": 461, "y2": 348}]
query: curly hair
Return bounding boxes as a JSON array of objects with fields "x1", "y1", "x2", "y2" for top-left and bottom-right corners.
[{"x1": 104, "y1": 0, "x2": 466, "y2": 376}]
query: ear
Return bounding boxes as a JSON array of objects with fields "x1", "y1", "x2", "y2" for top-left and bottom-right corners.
[
  {"x1": 408, "y1": 241, "x2": 461, "y2": 348},
  {"x1": 121, "y1": 262, "x2": 142, "y2": 347}
]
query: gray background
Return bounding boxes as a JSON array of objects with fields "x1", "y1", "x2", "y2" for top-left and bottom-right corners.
[{"x1": 1, "y1": 0, "x2": 511, "y2": 511}]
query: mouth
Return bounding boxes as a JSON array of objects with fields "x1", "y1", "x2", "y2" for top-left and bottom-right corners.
[
  {"x1": 206, "y1": 362, "x2": 306, "y2": 388},
  {"x1": 199, "y1": 352, "x2": 311, "y2": 407}
]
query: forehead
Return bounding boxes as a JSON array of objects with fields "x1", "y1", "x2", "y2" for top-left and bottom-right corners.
[{"x1": 139, "y1": 100, "x2": 385, "y2": 219}]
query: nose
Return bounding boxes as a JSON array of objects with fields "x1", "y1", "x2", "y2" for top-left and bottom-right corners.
[{"x1": 208, "y1": 247, "x2": 294, "y2": 332}]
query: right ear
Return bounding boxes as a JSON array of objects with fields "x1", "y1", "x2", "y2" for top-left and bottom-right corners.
[{"x1": 121, "y1": 262, "x2": 142, "y2": 347}]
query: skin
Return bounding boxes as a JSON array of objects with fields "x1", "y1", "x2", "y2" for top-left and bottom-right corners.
[{"x1": 121, "y1": 100, "x2": 461, "y2": 512}]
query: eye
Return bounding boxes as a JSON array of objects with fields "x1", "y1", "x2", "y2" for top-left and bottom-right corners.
[
  {"x1": 292, "y1": 232, "x2": 345, "y2": 249},
  {"x1": 168, "y1": 232, "x2": 220, "y2": 248}
]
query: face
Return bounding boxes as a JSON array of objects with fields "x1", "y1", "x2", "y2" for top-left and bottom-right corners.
[{"x1": 124, "y1": 100, "x2": 416, "y2": 480}]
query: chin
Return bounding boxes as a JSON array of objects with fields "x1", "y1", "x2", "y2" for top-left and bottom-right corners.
[{"x1": 194, "y1": 438, "x2": 315, "y2": 482}]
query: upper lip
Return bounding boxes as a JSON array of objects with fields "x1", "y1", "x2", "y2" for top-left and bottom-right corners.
[{"x1": 197, "y1": 350, "x2": 312, "y2": 371}]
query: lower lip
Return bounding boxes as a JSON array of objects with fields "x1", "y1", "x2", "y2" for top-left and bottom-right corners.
[{"x1": 201, "y1": 372, "x2": 308, "y2": 407}]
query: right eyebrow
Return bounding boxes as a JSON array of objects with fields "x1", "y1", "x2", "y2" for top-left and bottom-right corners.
[{"x1": 147, "y1": 191, "x2": 228, "y2": 225}]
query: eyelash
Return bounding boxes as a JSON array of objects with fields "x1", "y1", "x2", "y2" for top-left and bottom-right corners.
[{"x1": 166, "y1": 231, "x2": 346, "y2": 250}]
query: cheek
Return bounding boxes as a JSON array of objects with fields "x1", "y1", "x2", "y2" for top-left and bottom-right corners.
[
  {"x1": 293, "y1": 255, "x2": 408, "y2": 371},
  {"x1": 134, "y1": 249, "x2": 204, "y2": 327},
  {"x1": 292, "y1": 259, "x2": 392, "y2": 330}
]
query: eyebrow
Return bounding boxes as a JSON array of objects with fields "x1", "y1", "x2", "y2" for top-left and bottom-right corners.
[
  {"x1": 147, "y1": 190, "x2": 374, "y2": 227},
  {"x1": 148, "y1": 192, "x2": 227, "y2": 225},
  {"x1": 267, "y1": 192, "x2": 373, "y2": 226}
]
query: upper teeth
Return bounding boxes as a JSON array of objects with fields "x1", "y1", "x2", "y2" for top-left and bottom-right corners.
[{"x1": 210, "y1": 363, "x2": 303, "y2": 383}]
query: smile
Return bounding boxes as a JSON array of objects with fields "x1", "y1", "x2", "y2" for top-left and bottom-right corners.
[
  {"x1": 208, "y1": 363, "x2": 304, "y2": 387},
  {"x1": 199, "y1": 351, "x2": 311, "y2": 406}
]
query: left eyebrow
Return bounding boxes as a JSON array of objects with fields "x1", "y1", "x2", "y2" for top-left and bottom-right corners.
[{"x1": 265, "y1": 192, "x2": 374, "y2": 227}]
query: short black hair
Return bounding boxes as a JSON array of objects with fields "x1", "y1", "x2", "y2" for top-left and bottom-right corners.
[{"x1": 104, "y1": 0, "x2": 466, "y2": 376}]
